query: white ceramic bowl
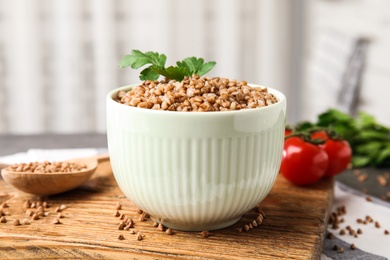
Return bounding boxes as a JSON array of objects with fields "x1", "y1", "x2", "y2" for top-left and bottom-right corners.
[{"x1": 106, "y1": 84, "x2": 286, "y2": 231}]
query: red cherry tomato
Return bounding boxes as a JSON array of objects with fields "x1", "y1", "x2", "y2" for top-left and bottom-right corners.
[
  {"x1": 280, "y1": 136, "x2": 329, "y2": 185},
  {"x1": 311, "y1": 131, "x2": 352, "y2": 177},
  {"x1": 285, "y1": 126, "x2": 293, "y2": 136}
]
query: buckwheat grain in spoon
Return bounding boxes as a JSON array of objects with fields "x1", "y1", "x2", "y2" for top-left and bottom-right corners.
[{"x1": 1, "y1": 154, "x2": 109, "y2": 195}]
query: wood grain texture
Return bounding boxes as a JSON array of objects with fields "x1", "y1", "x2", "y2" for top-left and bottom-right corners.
[{"x1": 0, "y1": 161, "x2": 333, "y2": 259}]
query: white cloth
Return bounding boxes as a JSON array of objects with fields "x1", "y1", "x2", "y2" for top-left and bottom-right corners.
[
  {"x1": 322, "y1": 182, "x2": 390, "y2": 259},
  {"x1": 0, "y1": 149, "x2": 99, "y2": 165}
]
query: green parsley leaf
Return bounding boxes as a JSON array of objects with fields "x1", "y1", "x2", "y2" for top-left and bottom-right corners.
[
  {"x1": 356, "y1": 142, "x2": 383, "y2": 155},
  {"x1": 119, "y1": 50, "x2": 216, "y2": 81},
  {"x1": 177, "y1": 57, "x2": 216, "y2": 76},
  {"x1": 154, "y1": 66, "x2": 188, "y2": 82},
  {"x1": 119, "y1": 50, "x2": 166, "y2": 69},
  {"x1": 198, "y1": 61, "x2": 217, "y2": 76},
  {"x1": 355, "y1": 130, "x2": 389, "y2": 142},
  {"x1": 352, "y1": 156, "x2": 371, "y2": 168},
  {"x1": 139, "y1": 66, "x2": 161, "y2": 81},
  {"x1": 376, "y1": 145, "x2": 390, "y2": 165}
]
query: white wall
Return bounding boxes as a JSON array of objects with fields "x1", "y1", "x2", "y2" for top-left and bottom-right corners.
[
  {"x1": 304, "y1": 0, "x2": 390, "y2": 125},
  {"x1": 0, "y1": 0, "x2": 303, "y2": 134}
]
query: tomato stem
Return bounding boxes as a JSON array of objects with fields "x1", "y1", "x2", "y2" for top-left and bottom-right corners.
[
  {"x1": 284, "y1": 132, "x2": 326, "y2": 145},
  {"x1": 307, "y1": 127, "x2": 344, "y2": 141}
]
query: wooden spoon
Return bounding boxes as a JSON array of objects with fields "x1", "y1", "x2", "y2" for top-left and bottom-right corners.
[{"x1": 0, "y1": 154, "x2": 109, "y2": 196}]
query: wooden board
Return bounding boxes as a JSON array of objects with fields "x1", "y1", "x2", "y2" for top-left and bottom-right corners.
[{"x1": 0, "y1": 161, "x2": 334, "y2": 259}]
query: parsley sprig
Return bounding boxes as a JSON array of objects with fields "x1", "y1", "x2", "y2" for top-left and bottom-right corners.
[{"x1": 119, "y1": 50, "x2": 216, "y2": 81}]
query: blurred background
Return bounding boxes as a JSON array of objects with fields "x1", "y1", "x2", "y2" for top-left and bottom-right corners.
[{"x1": 0, "y1": 0, "x2": 389, "y2": 135}]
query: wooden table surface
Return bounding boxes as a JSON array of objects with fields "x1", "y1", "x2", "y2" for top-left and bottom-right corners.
[{"x1": 0, "y1": 159, "x2": 334, "y2": 259}]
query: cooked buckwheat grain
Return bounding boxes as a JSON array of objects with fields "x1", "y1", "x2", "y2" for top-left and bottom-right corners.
[{"x1": 116, "y1": 75, "x2": 278, "y2": 112}]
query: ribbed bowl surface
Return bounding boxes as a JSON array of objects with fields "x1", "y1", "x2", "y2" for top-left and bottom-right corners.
[{"x1": 107, "y1": 85, "x2": 286, "y2": 231}]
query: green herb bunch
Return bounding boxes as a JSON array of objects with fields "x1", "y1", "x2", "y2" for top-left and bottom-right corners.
[
  {"x1": 119, "y1": 50, "x2": 216, "y2": 82},
  {"x1": 294, "y1": 109, "x2": 390, "y2": 168}
]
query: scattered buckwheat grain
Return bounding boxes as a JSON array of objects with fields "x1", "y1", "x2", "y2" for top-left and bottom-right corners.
[
  {"x1": 244, "y1": 225, "x2": 250, "y2": 232},
  {"x1": 136, "y1": 232, "x2": 144, "y2": 241},
  {"x1": 138, "y1": 214, "x2": 146, "y2": 222},
  {"x1": 256, "y1": 214, "x2": 264, "y2": 225},
  {"x1": 23, "y1": 200, "x2": 31, "y2": 208},
  {"x1": 157, "y1": 223, "x2": 164, "y2": 231},
  {"x1": 118, "y1": 221, "x2": 125, "y2": 230},
  {"x1": 200, "y1": 230, "x2": 210, "y2": 238},
  {"x1": 377, "y1": 175, "x2": 388, "y2": 186},
  {"x1": 127, "y1": 218, "x2": 134, "y2": 226},
  {"x1": 21, "y1": 218, "x2": 30, "y2": 225},
  {"x1": 128, "y1": 222, "x2": 134, "y2": 229},
  {"x1": 357, "y1": 174, "x2": 368, "y2": 182},
  {"x1": 52, "y1": 218, "x2": 61, "y2": 224}
]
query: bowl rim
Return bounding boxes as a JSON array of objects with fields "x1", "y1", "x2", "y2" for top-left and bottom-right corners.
[{"x1": 107, "y1": 83, "x2": 286, "y2": 116}]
